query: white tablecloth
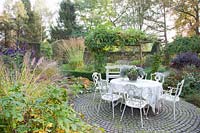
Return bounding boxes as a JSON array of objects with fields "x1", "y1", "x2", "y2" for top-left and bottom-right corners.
[{"x1": 110, "y1": 78, "x2": 163, "y2": 113}]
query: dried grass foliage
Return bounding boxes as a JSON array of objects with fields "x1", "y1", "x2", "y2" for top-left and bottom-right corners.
[
  {"x1": 51, "y1": 38, "x2": 85, "y2": 65},
  {"x1": 0, "y1": 52, "x2": 60, "y2": 99},
  {"x1": 61, "y1": 38, "x2": 85, "y2": 63}
]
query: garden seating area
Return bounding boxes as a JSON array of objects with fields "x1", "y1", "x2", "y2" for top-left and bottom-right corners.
[
  {"x1": 74, "y1": 93, "x2": 200, "y2": 132},
  {"x1": 1, "y1": 0, "x2": 200, "y2": 132},
  {"x1": 84, "y1": 67, "x2": 200, "y2": 132},
  {"x1": 73, "y1": 66, "x2": 200, "y2": 133}
]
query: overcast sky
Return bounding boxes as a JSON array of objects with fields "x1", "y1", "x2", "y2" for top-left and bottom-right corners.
[
  {"x1": 0, "y1": 0, "x2": 61, "y2": 15},
  {"x1": 0, "y1": 0, "x2": 176, "y2": 41}
]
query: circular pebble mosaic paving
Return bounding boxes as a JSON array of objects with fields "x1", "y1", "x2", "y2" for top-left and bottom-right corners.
[{"x1": 73, "y1": 93, "x2": 200, "y2": 133}]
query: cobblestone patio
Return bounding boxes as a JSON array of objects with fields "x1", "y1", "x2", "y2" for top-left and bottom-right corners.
[{"x1": 73, "y1": 93, "x2": 200, "y2": 133}]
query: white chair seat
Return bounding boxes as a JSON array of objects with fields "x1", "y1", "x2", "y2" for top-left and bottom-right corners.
[
  {"x1": 159, "y1": 79, "x2": 184, "y2": 120},
  {"x1": 120, "y1": 84, "x2": 150, "y2": 128},
  {"x1": 96, "y1": 86, "x2": 100, "y2": 90},
  {"x1": 160, "y1": 94, "x2": 179, "y2": 102},
  {"x1": 102, "y1": 93, "x2": 122, "y2": 101},
  {"x1": 97, "y1": 81, "x2": 122, "y2": 119},
  {"x1": 126, "y1": 98, "x2": 148, "y2": 109}
]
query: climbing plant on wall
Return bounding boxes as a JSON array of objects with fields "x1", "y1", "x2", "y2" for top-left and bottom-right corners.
[{"x1": 85, "y1": 25, "x2": 150, "y2": 72}]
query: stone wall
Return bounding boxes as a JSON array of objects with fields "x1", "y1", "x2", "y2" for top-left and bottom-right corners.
[{"x1": 83, "y1": 48, "x2": 151, "y2": 64}]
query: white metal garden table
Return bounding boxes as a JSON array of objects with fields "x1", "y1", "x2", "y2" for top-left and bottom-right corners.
[{"x1": 110, "y1": 78, "x2": 163, "y2": 113}]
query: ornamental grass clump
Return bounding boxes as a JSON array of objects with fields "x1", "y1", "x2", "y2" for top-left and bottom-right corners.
[
  {"x1": 52, "y1": 38, "x2": 85, "y2": 70},
  {"x1": 62, "y1": 38, "x2": 85, "y2": 70},
  {"x1": 0, "y1": 53, "x2": 95, "y2": 133}
]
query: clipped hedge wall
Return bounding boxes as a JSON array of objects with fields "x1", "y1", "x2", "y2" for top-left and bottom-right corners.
[
  {"x1": 166, "y1": 35, "x2": 200, "y2": 55},
  {"x1": 62, "y1": 70, "x2": 106, "y2": 81}
]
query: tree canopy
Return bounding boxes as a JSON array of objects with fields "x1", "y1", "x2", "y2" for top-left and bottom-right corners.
[
  {"x1": 50, "y1": 0, "x2": 82, "y2": 41},
  {"x1": 0, "y1": 0, "x2": 44, "y2": 46},
  {"x1": 174, "y1": 0, "x2": 200, "y2": 36}
]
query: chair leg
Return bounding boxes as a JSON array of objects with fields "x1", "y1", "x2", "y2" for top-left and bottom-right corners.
[
  {"x1": 131, "y1": 107, "x2": 133, "y2": 116},
  {"x1": 108, "y1": 102, "x2": 110, "y2": 109},
  {"x1": 120, "y1": 105, "x2": 126, "y2": 121},
  {"x1": 120, "y1": 100, "x2": 123, "y2": 112},
  {"x1": 157, "y1": 100, "x2": 161, "y2": 114},
  {"x1": 112, "y1": 101, "x2": 115, "y2": 119},
  {"x1": 140, "y1": 108, "x2": 144, "y2": 128},
  {"x1": 173, "y1": 102, "x2": 176, "y2": 120},
  {"x1": 143, "y1": 105, "x2": 149, "y2": 119},
  {"x1": 93, "y1": 90, "x2": 96, "y2": 101},
  {"x1": 97, "y1": 98, "x2": 102, "y2": 114},
  {"x1": 158, "y1": 99, "x2": 164, "y2": 114}
]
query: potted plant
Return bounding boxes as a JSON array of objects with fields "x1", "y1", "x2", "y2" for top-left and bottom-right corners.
[{"x1": 127, "y1": 68, "x2": 138, "y2": 81}]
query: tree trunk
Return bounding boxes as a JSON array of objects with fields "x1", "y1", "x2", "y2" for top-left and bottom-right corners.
[
  {"x1": 195, "y1": 4, "x2": 200, "y2": 35},
  {"x1": 4, "y1": 29, "x2": 7, "y2": 46},
  {"x1": 163, "y1": 1, "x2": 168, "y2": 45}
]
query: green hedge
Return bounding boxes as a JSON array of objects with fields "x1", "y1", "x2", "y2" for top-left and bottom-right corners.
[
  {"x1": 166, "y1": 35, "x2": 200, "y2": 55},
  {"x1": 62, "y1": 70, "x2": 106, "y2": 81},
  {"x1": 84, "y1": 25, "x2": 151, "y2": 72}
]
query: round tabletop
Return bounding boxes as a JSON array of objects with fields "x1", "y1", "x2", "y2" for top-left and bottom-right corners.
[
  {"x1": 110, "y1": 78, "x2": 162, "y2": 88},
  {"x1": 110, "y1": 78, "x2": 163, "y2": 113}
]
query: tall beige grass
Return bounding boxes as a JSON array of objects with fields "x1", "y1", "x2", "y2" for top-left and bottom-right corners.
[
  {"x1": 52, "y1": 38, "x2": 85, "y2": 69},
  {"x1": 0, "y1": 52, "x2": 59, "y2": 100}
]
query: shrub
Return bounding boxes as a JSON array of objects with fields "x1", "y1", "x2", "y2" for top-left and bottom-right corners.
[
  {"x1": 164, "y1": 36, "x2": 200, "y2": 66},
  {"x1": 85, "y1": 25, "x2": 149, "y2": 72},
  {"x1": 144, "y1": 55, "x2": 153, "y2": 67},
  {"x1": 163, "y1": 66, "x2": 200, "y2": 97},
  {"x1": 166, "y1": 35, "x2": 200, "y2": 55},
  {"x1": 51, "y1": 40, "x2": 66, "y2": 63},
  {"x1": 0, "y1": 45, "x2": 26, "y2": 69},
  {"x1": 0, "y1": 54, "x2": 94, "y2": 133},
  {"x1": 40, "y1": 41, "x2": 53, "y2": 59},
  {"x1": 182, "y1": 66, "x2": 200, "y2": 96},
  {"x1": 55, "y1": 76, "x2": 94, "y2": 98},
  {"x1": 130, "y1": 60, "x2": 141, "y2": 66},
  {"x1": 151, "y1": 53, "x2": 162, "y2": 73},
  {"x1": 163, "y1": 69, "x2": 182, "y2": 90},
  {"x1": 62, "y1": 70, "x2": 106, "y2": 81},
  {"x1": 185, "y1": 94, "x2": 200, "y2": 107},
  {"x1": 171, "y1": 52, "x2": 200, "y2": 69}
]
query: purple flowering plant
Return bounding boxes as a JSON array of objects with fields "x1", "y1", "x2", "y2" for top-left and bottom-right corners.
[
  {"x1": 171, "y1": 52, "x2": 200, "y2": 69},
  {"x1": 0, "y1": 42, "x2": 28, "y2": 68}
]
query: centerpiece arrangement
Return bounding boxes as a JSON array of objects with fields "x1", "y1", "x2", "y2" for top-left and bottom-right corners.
[
  {"x1": 120, "y1": 66, "x2": 138, "y2": 81},
  {"x1": 127, "y1": 68, "x2": 138, "y2": 81}
]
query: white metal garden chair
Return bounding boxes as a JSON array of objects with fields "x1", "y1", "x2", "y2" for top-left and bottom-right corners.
[
  {"x1": 150, "y1": 72, "x2": 165, "y2": 84},
  {"x1": 160, "y1": 79, "x2": 185, "y2": 120},
  {"x1": 120, "y1": 84, "x2": 149, "y2": 128},
  {"x1": 97, "y1": 80, "x2": 122, "y2": 119},
  {"x1": 92, "y1": 72, "x2": 102, "y2": 101},
  {"x1": 137, "y1": 67, "x2": 147, "y2": 79}
]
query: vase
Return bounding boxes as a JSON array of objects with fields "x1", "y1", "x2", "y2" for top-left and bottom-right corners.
[{"x1": 127, "y1": 73, "x2": 138, "y2": 81}]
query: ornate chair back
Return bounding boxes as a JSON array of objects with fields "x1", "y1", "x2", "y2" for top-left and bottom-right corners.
[
  {"x1": 125, "y1": 84, "x2": 143, "y2": 105},
  {"x1": 151, "y1": 72, "x2": 165, "y2": 83},
  {"x1": 98, "y1": 80, "x2": 110, "y2": 96},
  {"x1": 175, "y1": 79, "x2": 185, "y2": 97},
  {"x1": 137, "y1": 67, "x2": 147, "y2": 79},
  {"x1": 92, "y1": 72, "x2": 101, "y2": 87}
]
